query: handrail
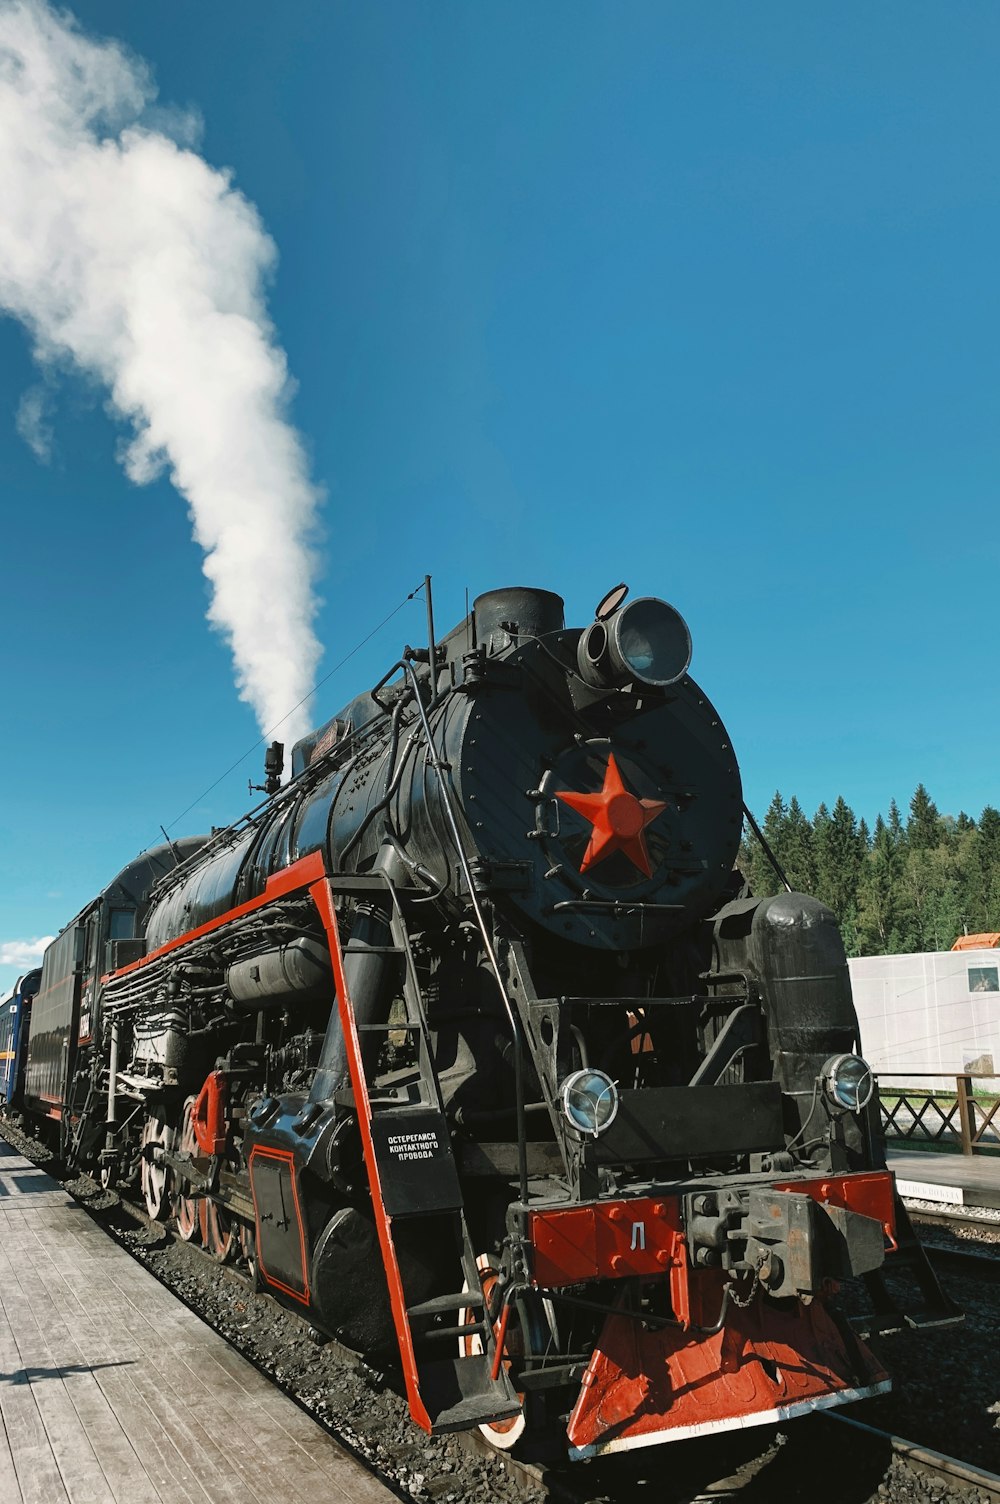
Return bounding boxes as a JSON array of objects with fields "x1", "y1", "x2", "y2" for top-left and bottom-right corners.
[{"x1": 876, "y1": 1070, "x2": 1000, "y2": 1080}]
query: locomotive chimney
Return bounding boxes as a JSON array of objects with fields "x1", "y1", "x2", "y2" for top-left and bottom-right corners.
[{"x1": 472, "y1": 587, "x2": 564, "y2": 655}]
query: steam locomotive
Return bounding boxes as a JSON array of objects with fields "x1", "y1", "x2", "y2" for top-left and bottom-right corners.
[{"x1": 3, "y1": 583, "x2": 958, "y2": 1459}]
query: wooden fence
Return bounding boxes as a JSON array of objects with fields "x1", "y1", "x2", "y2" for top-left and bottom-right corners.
[{"x1": 876, "y1": 1072, "x2": 1000, "y2": 1155}]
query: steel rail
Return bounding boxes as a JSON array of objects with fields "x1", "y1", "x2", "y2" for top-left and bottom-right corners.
[
  {"x1": 923, "y1": 1240, "x2": 1000, "y2": 1280},
  {"x1": 908, "y1": 1204, "x2": 1000, "y2": 1238},
  {"x1": 822, "y1": 1411, "x2": 1000, "y2": 1497}
]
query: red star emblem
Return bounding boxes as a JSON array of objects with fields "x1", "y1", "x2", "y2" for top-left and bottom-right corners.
[{"x1": 555, "y1": 754, "x2": 667, "y2": 878}]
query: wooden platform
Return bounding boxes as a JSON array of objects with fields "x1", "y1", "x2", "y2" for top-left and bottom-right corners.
[
  {"x1": 0, "y1": 1137, "x2": 397, "y2": 1504},
  {"x1": 887, "y1": 1142, "x2": 1000, "y2": 1210}
]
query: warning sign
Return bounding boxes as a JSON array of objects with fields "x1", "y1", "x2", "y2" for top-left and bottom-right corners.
[{"x1": 370, "y1": 1110, "x2": 462, "y2": 1216}]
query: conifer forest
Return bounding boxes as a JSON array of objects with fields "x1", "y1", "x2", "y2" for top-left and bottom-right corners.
[{"x1": 740, "y1": 786, "x2": 1000, "y2": 958}]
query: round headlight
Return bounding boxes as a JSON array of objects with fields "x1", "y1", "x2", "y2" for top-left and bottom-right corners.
[
  {"x1": 560, "y1": 1069, "x2": 619, "y2": 1138},
  {"x1": 822, "y1": 1053, "x2": 874, "y2": 1112},
  {"x1": 611, "y1": 598, "x2": 692, "y2": 687}
]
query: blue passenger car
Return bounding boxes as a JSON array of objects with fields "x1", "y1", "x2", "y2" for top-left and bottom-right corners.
[{"x1": 0, "y1": 969, "x2": 41, "y2": 1105}]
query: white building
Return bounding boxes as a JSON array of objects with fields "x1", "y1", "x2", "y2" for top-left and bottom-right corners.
[{"x1": 849, "y1": 948, "x2": 1000, "y2": 1082}]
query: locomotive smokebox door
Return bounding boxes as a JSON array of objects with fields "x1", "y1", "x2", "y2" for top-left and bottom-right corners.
[{"x1": 369, "y1": 1110, "x2": 462, "y2": 1216}]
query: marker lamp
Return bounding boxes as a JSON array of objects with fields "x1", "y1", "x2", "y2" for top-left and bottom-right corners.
[
  {"x1": 822, "y1": 1053, "x2": 875, "y2": 1113},
  {"x1": 560, "y1": 1069, "x2": 620, "y2": 1138}
]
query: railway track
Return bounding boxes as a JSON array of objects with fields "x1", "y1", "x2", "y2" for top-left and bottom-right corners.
[
  {"x1": 6, "y1": 1118, "x2": 999, "y2": 1504},
  {"x1": 907, "y1": 1205, "x2": 1000, "y2": 1280},
  {"x1": 908, "y1": 1204, "x2": 1000, "y2": 1239},
  {"x1": 822, "y1": 1412, "x2": 1000, "y2": 1500},
  {"x1": 925, "y1": 1241, "x2": 1000, "y2": 1281}
]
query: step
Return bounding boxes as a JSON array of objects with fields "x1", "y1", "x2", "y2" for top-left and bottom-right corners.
[
  {"x1": 421, "y1": 1321, "x2": 487, "y2": 1342},
  {"x1": 355, "y1": 1022, "x2": 421, "y2": 1032},
  {"x1": 900, "y1": 1308, "x2": 965, "y2": 1331},
  {"x1": 408, "y1": 1291, "x2": 484, "y2": 1318},
  {"x1": 418, "y1": 1354, "x2": 521, "y2": 1433},
  {"x1": 431, "y1": 1391, "x2": 521, "y2": 1431},
  {"x1": 851, "y1": 1304, "x2": 963, "y2": 1339}
]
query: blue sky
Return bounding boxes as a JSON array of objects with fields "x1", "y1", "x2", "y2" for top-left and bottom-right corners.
[{"x1": 3, "y1": 1, "x2": 1000, "y2": 994}]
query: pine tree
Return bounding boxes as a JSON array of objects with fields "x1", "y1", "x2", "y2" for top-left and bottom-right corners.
[
  {"x1": 953, "y1": 823, "x2": 984, "y2": 938},
  {"x1": 745, "y1": 792, "x2": 789, "y2": 896},
  {"x1": 857, "y1": 815, "x2": 903, "y2": 952},
  {"x1": 813, "y1": 796, "x2": 864, "y2": 950},
  {"x1": 782, "y1": 796, "x2": 816, "y2": 893},
  {"x1": 907, "y1": 784, "x2": 941, "y2": 851},
  {"x1": 974, "y1": 807, "x2": 1000, "y2": 931}
]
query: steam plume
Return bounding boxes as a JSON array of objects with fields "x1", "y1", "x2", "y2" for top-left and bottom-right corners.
[{"x1": 0, "y1": 0, "x2": 322, "y2": 744}]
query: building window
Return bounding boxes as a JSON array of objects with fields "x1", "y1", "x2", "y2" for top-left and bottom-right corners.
[{"x1": 968, "y1": 966, "x2": 999, "y2": 993}]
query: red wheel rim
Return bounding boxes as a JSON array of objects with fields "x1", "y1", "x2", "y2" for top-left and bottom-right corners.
[
  {"x1": 200, "y1": 1197, "x2": 236, "y2": 1262},
  {"x1": 173, "y1": 1096, "x2": 201, "y2": 1243},
  {"x1": 461, "y1": 1255, "x2": 528, "y2": 1448},
  {"x1": 141, "y1": 1115, "x2": 174, "y2": 1221}
]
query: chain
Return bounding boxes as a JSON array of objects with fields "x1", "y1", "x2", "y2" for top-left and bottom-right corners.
[{"x1": 728, "y1": 1255, "x2": 765, "y2": 1309}]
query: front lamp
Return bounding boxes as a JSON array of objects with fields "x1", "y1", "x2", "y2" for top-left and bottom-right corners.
[
  {"x1": 821, "y1": 1053, "x2": 875, "y2": 1113},
  {"x1": 577, "y1": 597, "x2": 692, "y2": 691},
  {"x1": 560, "y1": 1069, "x2": 620, "y2": 1138}
]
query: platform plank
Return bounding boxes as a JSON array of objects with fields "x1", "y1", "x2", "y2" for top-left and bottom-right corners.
[{"x1": 0, "y1": 1135, "x2": 400, "y2": 1504}]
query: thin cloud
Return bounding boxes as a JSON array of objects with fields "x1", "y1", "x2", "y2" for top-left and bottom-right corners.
[
  {"x1": 15, "y1": 383, "x2": 53, "y2": 461},
  {"x1": 0, "y1": 0, "x2": 324, "y2": 745},
  {"x1": 0, "y1": 937, "x2": 53, "y2": 967}
]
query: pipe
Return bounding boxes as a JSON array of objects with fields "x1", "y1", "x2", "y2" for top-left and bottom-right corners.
[
  {"x1": 105, "y1": 1019, "x2": 120, "y2": 1153},
  {"x1": 308, "y1": 844, "x2": 405, "y2": 1104},
  {"x1": 424, "y1": 573, "x2": 438, "y2": 699}
]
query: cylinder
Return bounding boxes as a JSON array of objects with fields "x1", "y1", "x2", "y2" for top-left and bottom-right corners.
[{"x1": 227, "y1": 937, "x2": 333, "y2": 1009}]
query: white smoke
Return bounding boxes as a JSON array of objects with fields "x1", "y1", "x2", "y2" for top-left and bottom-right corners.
[{"x1": 0, "y1": 0, "x2": 322, "y2": 744}]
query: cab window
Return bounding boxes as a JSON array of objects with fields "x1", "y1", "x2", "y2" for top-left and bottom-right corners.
[{"x1": 108, "y1": 909, "x2": 135, "y2": 940}]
